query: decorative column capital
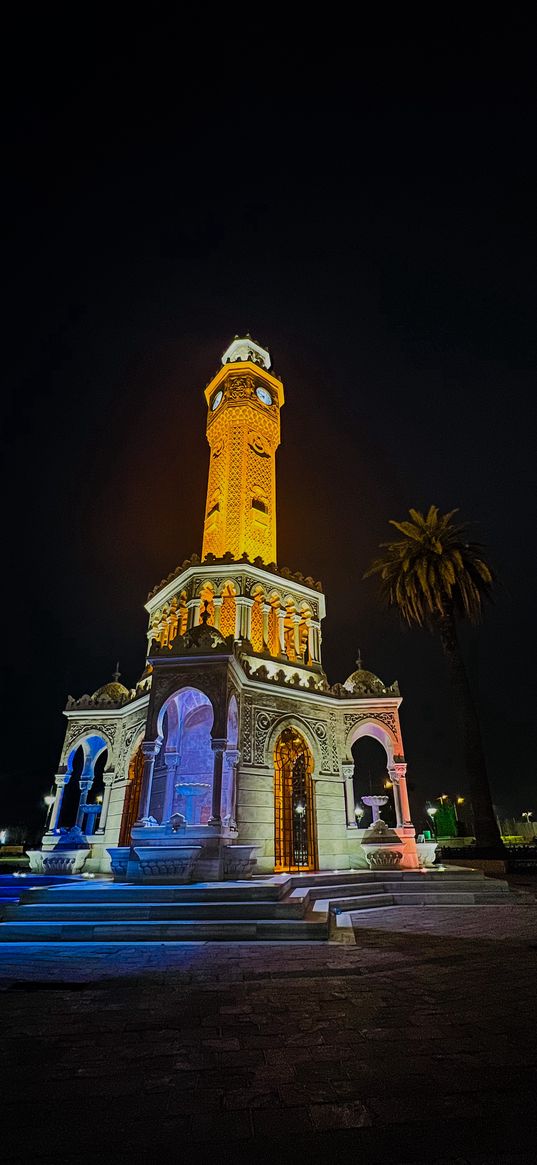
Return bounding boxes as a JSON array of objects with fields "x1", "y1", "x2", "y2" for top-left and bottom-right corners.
[
  {"x1": 341, "y1": 762, "x2": 354, "y2": 780},
  {"x1": 142, "y1": 740, "x2": 160, "y2": 759},
  {"x1": 211, "y1": 737, "x2": 227, "y2": 754},
  {"x1": 103, "y1": 771, "x2": 115, "y2": 787},
  {"x1": 54, "y1": 772, "x2": 70, "y2": 788},
  {"x1": 389, "y1": 761, "x2": 407, "y2": 782},
  {"x1": 224, "y1": 749, "x2": 241, "y2": 768},
  {"x1": 163, "y1": 750, "x2": 181, "y2": 767}
]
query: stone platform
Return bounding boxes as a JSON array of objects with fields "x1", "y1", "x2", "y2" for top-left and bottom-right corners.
[{"x1": 0, "y1": 867, "x2": 519, "y2": 944}]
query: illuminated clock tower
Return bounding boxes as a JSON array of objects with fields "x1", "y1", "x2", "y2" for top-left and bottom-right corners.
[
  {"x1": 41, "y1": 332, "x2": 419, "y2": 883},
  {"x1": 202, "y1": 336, "x2": 285, "y2": 564}
]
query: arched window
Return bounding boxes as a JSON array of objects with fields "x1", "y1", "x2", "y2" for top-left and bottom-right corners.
[
  {"x1": 250, "y1": 588, "x2": 264, "y2": 652},
  {"x1": 298, "y1": 605, "x2": 312, "y2": 663},
  {"x1": 198, "y1": 583, "x2": 215, "y2": 626},
  {"x1": 283, "y1": 599, "x2": 297, "y2": 662},
  {"x1": 160, "y1": 604, "x2": 170, "y2": 647},
  {"x1": 178, "y1": 591, "x2": 188, "y2": 635},
  {"x1": 219, "y1": 581, "x2": 237, "y2": 638}
]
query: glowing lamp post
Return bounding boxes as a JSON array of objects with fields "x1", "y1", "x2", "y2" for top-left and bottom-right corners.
[
  {"x1": 522, "y1": 811, "x2": 533, "y2": 838},
  {"x1": 427, "y1": 804, "x2": 438, "y2": 837},
  {"x1": 294, "y1": 802, "x2": 306, "y2": 874},
  {"x1": 43, "y1": 793, "x2": 55, "y2": 832}
]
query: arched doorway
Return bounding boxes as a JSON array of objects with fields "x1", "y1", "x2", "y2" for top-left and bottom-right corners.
[
  {"x1": 352, "y1": 735, "x2": 395, "y2": 826},
  {"x1": 119, "y1": 742, "x2": 144, "y2": 845},
  {"x1": 152, "y1": 687, "x2": 215, "y2": 825},
  {"x1": 274, "y1": 727, "x2": 317, "y2": 872}
]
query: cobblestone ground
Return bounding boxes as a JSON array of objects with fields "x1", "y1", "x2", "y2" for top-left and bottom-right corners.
[{"x1": 1, "y1": 901, "x2": 537, "y2": 1165}]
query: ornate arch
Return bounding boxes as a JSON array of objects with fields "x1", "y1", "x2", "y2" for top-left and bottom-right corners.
[
  {"x1": 344, "y1": 716, "x2": 400, "y2": 766},
  {"x1": 62, "y1": 725, "x2": 115, "y2": 770},
  {"x1": 264, "y1": 713, "x2": 323, "y2": 776}
]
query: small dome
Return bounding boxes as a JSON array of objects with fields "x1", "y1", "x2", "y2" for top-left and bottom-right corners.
[
  {"x1": 343, "y1": 668, "x2": 388, "y2": 695},
  {"x1": 92, "y1": 680, "x2": 129, "y2": 703}
]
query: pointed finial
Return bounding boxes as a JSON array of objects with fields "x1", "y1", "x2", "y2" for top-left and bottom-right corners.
[
  {"x1": 355, "y1": 648, "x2": 363, "y2": 671},
  {"x1": 112, "y1": 661, "x2": 121, "y2": 682}
]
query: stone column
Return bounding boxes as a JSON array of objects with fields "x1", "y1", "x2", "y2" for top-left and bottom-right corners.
[
  {"x1": 95, "y1": 772, "x2": 115, "y2": 835},
  {"x1": 389, "y1": 762, "x2": 412, "y2": 828},
  {"x1": 224, "y1": 749, "x2": 241, "y2": 828},
  {"x1": 262, "y1": 603, "x2": 270, "y2": 648},
  {"x1": 277, "y1": 609, "x2": 285, "y2": 655},
  {"x1": 208, "y1": 738, "x2": 227, "y2": 826},
  {"x1": 162, "y1": 751, "x2": 180, "y2": 822},
  {"x1": 293, "y1": 614, "x2": 301, "y2": 658},
  {"x1": 136, "y1": 741, "x2": 161, "y2": 823},
  {"x1": 310, "y1": 622, "x2": 321, "y2": 663},
  {"x1": 341, "y1": 762, "x2": 356, "y2": 827},
  {"x1": 213, "y1": 596, "x2": 222, "y2": 630},
  {"x1": 238, "y1": 598, "x2": 252, "y2": 640},
  {"x1": 76, "y1": 778, "x2": 93, "y2": 830},
  {"x1": 46, "y1": 770, "x2": 71, "y2": 834}
]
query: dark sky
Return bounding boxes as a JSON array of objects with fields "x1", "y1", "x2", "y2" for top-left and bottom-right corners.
[{"x1": 2, "y1": 42, "x2": 536, "y2": 830}]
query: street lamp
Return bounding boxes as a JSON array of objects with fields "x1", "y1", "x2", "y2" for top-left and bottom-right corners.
[
  {"x1": 294, "y1": 802, "x2": 306, "y2": 875},
  {"x1": 43, "y1": 792, "x2": 55, "y2": 832},
  {"x1": 354, "y1": 804, "x2": 364, "y2": 825},
  {"x1": 427, "y1": 804, "x2": 438, "y2": 836}
]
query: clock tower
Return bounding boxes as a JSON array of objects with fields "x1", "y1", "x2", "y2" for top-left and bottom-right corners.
[{"x1": 202, "y1": 336, "x2": 285, "y2": 564}]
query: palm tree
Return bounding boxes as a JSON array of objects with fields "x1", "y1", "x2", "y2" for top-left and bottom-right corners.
[{"x1": 365, "y1": 506, "x2": 502, "y2": 851}]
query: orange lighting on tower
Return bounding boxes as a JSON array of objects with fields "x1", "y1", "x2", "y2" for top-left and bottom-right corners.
[{"x1": 201, "y1": 337, "x2": 284, "y2": 564}]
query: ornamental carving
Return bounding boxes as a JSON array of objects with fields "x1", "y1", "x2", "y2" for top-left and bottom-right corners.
[
  {"x1": 116, "y1": 718, "x2": 147, "y2": 778},
  {"x1": 343, "y1": 711, "x2": 399, "y2": 739},
  {"x1": 241, "y1": 695, "x2": 253, "y2": 763},
  {"x1": 328, "y1": 711, "x2": 340, "y2": 772},
  {"x1": 62, "y1": 721, "x2": 118, "y2": 757},
  {"x1": 254, "y1": 709, "x2": 280, "y2": 764},
  {"x1": 226, "y1": 374, "x2": 255, "y2": 399}
]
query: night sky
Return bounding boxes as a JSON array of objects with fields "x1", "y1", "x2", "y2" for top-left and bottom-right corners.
[{"x1": 2, "y1": 44, "x2": 536, "y2": 832}]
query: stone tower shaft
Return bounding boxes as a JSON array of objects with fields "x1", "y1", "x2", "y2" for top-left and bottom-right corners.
[{"x1": 202, "y1": 337, "x2": 284, "y2": 564}]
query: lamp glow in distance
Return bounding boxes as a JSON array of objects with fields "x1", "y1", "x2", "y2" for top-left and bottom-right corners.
[
  {"x1": 294, "y1": 801, "x2": 306, "y2": 875},
  {"x1": 427, "y1": 804, "x2": 438, "y2": 836},
  {"x1": 43, "y1": 792, "x2": 55, "y2": 831}
]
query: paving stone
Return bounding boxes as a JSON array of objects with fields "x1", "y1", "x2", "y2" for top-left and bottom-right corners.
[
  {"x1": 309, "y1": 1100, "x2": 372, "y2": 1128},
  {"x1": 1, "y1": 902, "x2": 536, "y2": 1160}
]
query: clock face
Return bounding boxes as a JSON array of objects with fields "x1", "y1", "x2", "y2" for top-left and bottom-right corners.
[
  {"x1": 211, "y1": 390, "x2": 223, "y2": 411},
  {"x1": 256, "y1": 386, "x2": 272, "y2": 406}
]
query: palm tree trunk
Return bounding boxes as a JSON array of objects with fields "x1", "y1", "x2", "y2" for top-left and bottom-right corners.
[{"x1": 438, "y1": 613, "x2": 502, "y2": 850}]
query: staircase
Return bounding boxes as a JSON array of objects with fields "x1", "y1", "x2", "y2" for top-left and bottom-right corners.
[{"x1": 0, "y1": 867, "x2": 518, "y2": 944}]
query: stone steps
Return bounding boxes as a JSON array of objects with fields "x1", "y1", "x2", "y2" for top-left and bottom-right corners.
[
  {"x1": 20, "y1": 881, "x2": 280, "y2": 904},
  {"x1": 300, "y1": 877, "x2": 507, "y2": 903},
  {"x1": 4, "y1": 899, "x2": 306, "y2": 922},
  {"x1": 0, "y1": 868, "x2": 518, "y2": 945},
  {"x1": 0, "y1": 917, "x2": 328, "y2": 943}
]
